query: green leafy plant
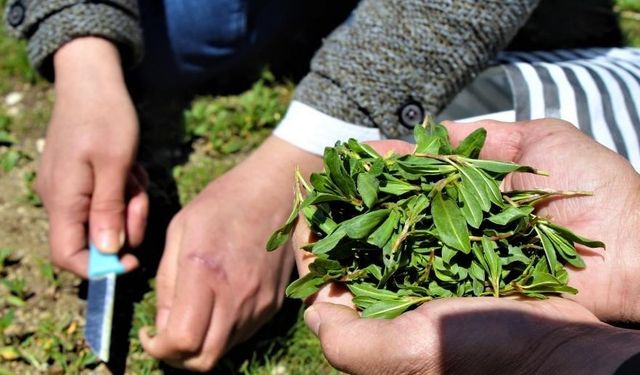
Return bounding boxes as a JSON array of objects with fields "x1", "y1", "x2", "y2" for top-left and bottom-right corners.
[
  {"x1": 183, "y1": 70, "x2": 292, "y2": 156},
  {"x1": 268, "y1": 120, "x2": 604, "y2": 319},
  {"x1": 19, "y1": 170, "x2": 42, "y2": 207}
]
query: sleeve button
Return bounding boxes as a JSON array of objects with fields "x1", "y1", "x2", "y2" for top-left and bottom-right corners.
[
  {"x1": 399, "y1": 102, "x2": 425, "y2": 128},
  {"x1": 7, "y1": 1, "x2": 26, "y2": 27}
]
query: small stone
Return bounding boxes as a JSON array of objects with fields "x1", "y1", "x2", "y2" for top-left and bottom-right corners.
[
  {"x1": 36, "y1": 138, "x2": 46, "y2": 153},
  {"x1": 270, "y1": 364, "x2": 289, "y2": 375},
  {"x1": 5, "y1": 92, "x2": 23, "y2": 107}
]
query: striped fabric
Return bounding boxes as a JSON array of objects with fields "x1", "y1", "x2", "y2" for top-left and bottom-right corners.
[{"x1": 496, "y1": 48, "x2": 640, "y2": 170}]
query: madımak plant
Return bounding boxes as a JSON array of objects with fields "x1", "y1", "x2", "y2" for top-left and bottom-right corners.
[{"x1": 267, "y1": 120, "x2": 604, "y2": 319}]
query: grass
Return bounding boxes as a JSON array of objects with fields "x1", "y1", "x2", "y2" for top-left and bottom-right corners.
[{"x1": 0, "y1": 1, "x2": 639, "y2": 373}]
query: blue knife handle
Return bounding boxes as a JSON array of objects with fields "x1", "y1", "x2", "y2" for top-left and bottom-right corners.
[{"x1": 88, "y1": 243, "x2": 125, "y2": 278}]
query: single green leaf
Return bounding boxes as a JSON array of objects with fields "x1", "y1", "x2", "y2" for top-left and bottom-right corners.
[
  {"x1": 488, "y1": 206, "x2": 534, "y2": 226},
  {"x1": 1, "y1": 150, "x2": 21, "y2": 173},
  {"x1": 471, "y1": 242, "x2": 489, "y2": 272},
  {"x1": 535, "y1": 227, "x2": 559, "y2": 274},
  {"x1": 544, "y1": 222, "x2": 605, "y2": 249},
  {"x1": 324, "y1": 147, "x2": 357, "y2": 197},
  {"x1": 457, "y1": 166, "x2": 491, "y2": 212},
  {"x1": 309, "y1": 173, "x2": 340, "y2": 194},
  {"x1": 472, "y1": 278, "x2": 485, "y2": 296},
  {"x1": 542, "y1": 226, "x2": 586, "y2": 268},
  {"x1": 454, "y1": 128, "x2": 486, "y2": 158},
  {"x1": 406, "y1": 194, "x2": 430, "y2": 220},
  {"x1": 347, "y1": 138, "x2": 382, "y2": 159},
  {"x1": 363, "y1": 264, "x2": 383, "y2": 281},
  {"x1": 357, "y1": 173, "x2": 379, "y2": 208},
  {"x1": 353, "y1": 296, "x2": 382, "y2": 309},
  {"x1": 311, "y1": 228, "x2": 347, "y2": 254},
  {"x1": 343, "y1": 209, "x2": 391, "y2": 239},
  {"x1": 481, "y1": 236, "x2": 502, "y2": 296},
  {"x1": 302, "y1": 192, "x2": 350, "y2": 206},
  {"x1": 464, "y1": 158, "x2": 537, "y2": 175},
  {"x1": 309, "y1": 258, "x2": 343, "y2": 275},
  {"x1": 397, "y1": 156, "x2": 457, "y2": 176},
  {"x1": 0, "y1": 130, "x2": 16, "y2": 145},
  {"x1": 504, "y1": 245, "x2": 531, "y2": 265},
  {"x1": 428, "y1": 281, "x2": 455, "y2": 297},
  {"x1": 362, "y1": 298, "x2": 421, "y2": 319},
  {"x1": 469, "y1": 261, "x2": 486, "y2": 281},
  {"x1": 367, "y1": 210, "x2": 400, "y2": 248},
  {"x1": 475, "y1": 168, "x2": 503, "y2": 206},
  {"x1": 432, "y1": 192, "x2": 471, "y2": 253},
  {"x1": 285, "y1": 273, "x2": 325, "y2": 299},
  {"x1": 457, "y1": 181, "x2": 483, "y2": 228},
  {"x1": 414, "y1": 124, "x2": 441, "y2": 154},
  {"x1": 428, "y1": 122, "x2": 453, "y2": 154},
  {"x1": 302, "y1": 205, "x2": 338, "y2": 235},
  {"x1": 266, "y1": 199, "x2": 301, "y2": 251},
  {"x1": 348, "y1": 282, "x2": 400, "y2": 300},
  {"x1": 442, "y1": 245, "x2": 456, "y2": 264},
  {"x1": 519, "y1": 271, "x2": 567, "y2": 290},
  {"x1": 433, "y1": 256, "x2": 456, "y2": 282},
  {"x1": 379, "y1": 174, "x2": 420, "y2": 195}
]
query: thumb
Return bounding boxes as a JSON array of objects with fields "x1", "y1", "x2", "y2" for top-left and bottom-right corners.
[
  {"x1": 443, "y1": 120, "x2": 530, "y2": 162},
  {"x1": 89, "y1": 164, "x2": 128, "y2": 253},
  {"x1": 305, "y1": 303, "x2": 390, "y2": 374}
]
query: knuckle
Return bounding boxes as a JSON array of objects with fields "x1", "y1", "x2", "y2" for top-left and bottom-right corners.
[
  {"x1": 91, "y1": 198, "x2": 126, "y2": 216},
  {"x1": 169, "y1": 332, "x2": 202, "y2": 354},
  {"x1": 49, "y1": 251, "x2": 68, "y2": 270},
  {"x1": 167, "y1": 215, "x2": 183, "y2": 234},
  {"x1": 497, "y1": 126, "x2": 525, "y2": 162},
  {"x1": 180, "y1": 252, "x2": 228, "y2": 282}
]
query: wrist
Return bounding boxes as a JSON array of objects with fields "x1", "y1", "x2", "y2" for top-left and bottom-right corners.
[
  {"x1": 534, "y1": 323, "x2": 640, "y2": 374},
  {"x1": 53, "y1": 37, "x2": 126, "y2": 94},
  {"x1": 253, "y1": 135, "x2": 324, "y2": 180}
]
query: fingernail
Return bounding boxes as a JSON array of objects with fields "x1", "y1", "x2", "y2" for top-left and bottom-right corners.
[
  {"x1": 97, "y1": 229, "x2": 124, "y2": 253},
  {"x1": 304, "y1": 306, "x2": 321, "y2": 336}
]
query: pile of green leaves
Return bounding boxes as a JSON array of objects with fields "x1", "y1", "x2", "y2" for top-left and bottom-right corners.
[{"x1": 267, "y1": 121, "x2": 604, "y2": 319}]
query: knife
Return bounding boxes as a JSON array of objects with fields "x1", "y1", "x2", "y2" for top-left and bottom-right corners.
[{"x1": 85, "y1": 243, "x2": 125, "y2": 362}]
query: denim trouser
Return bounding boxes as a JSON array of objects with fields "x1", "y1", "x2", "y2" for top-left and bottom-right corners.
[{"x1": 131, "y1": 0, "x2": 358, "y2": 95}]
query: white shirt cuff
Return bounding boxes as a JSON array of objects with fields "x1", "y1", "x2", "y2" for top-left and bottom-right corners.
[{"x1": 273, "y1": 101, "x2": 382, "y2": 155}]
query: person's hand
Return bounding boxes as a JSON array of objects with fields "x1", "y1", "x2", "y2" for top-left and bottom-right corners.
[
  {"x1": 139, "y1": 136, "x2": 323, "y2": 371},
  {"x1": 37, "y1": 37, "x2": 148, "y2": 277},
  {"x1": 292, "y1": 119, "x2": 640, "y2": 322},
  {"x1": 442, "y1": 119, "x2": 640, "y2": 322},
  {"x1": 304, "y1": 297, "x2": 640, "y2": 375}
]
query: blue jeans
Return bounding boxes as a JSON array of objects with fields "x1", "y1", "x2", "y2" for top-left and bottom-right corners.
[{"x1": 131, "y1": 0, "x2": 358, "y2": 94}]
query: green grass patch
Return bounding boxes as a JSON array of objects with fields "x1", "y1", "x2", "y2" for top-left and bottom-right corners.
[
  {"x1": 174, "y1": 72, "x2": 293, "y2": 204},
  {"x1": 0, "y1": 7, "x2": 38, "y2": 93},
  {"x1": 618, "y1": 0, "x2": 640, "y2": 13}
]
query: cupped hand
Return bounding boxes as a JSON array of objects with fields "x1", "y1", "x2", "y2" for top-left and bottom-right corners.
[
  {"x1": 139, "y1": 136, "x2": 323, "y2": 371},
  {"x1": 37, "y1": 37, "x2": 148, "y2": 277},
  {"x1": 443, "y1": 119, "x2": 640, "y2": 322},
  {"x1": 304, "y1": 297, "x2": 640, "y2": 375},
  {"x1": 292, "y1": 119, "x2": 640, "y2": 323}
]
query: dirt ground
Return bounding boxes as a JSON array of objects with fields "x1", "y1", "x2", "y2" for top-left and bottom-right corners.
[{"x1": 1, "y1": 3, "x2": 640, "y2": 375}]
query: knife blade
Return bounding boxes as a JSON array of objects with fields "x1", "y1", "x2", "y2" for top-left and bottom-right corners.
[{"x1": 85, "y1": 243, "x2": 125, "y2": 362}]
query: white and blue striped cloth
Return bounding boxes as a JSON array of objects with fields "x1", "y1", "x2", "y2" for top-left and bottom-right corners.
[{"x1": 497, "y1": 48, "x2": 640, "y2": 170}]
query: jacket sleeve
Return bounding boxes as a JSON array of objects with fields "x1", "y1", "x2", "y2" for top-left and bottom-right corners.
[
  {"x1": 293, "y1": 0, "x2": 541, "y2": 138},
  {"x1": 3, "y1": 0, "x2": 142, "y2": 81}
]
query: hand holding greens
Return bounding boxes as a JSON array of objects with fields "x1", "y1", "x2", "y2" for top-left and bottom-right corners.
[{"x1": 267, "y1": 121, "x2": 604, "y2": 319}]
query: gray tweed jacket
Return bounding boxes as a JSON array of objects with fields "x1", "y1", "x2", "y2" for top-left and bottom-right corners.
[{"x1": 3, "y1": 0, "x2": 539, "y2": 137}]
